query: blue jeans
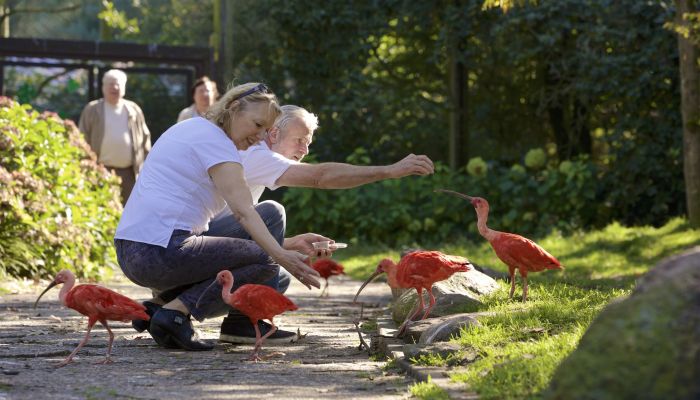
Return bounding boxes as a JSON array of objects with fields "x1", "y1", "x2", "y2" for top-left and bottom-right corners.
[
  {"x1": 207, "y1": 201, "x2": 292, "y2": 294},
  {"x1": 115, "y1": 200, "x2": 290, "y2": 321}
]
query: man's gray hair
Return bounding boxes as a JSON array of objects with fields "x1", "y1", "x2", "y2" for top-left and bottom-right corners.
[
  {"x1": 103, "y1": 69, "x2": 128, "y2": 85},
  {"x1": 274, "y1": 105, "x2": 319, "y2": 133}
]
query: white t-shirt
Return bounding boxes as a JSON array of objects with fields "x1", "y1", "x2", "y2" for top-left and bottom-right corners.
[
  {"x1": 115, "y1": 117, "x2": 241, "y2": 247},
  {"x1": 240, "y1": 141, "x2": 298, "y2": 203},
  {"x1": 99, "y1": 101, "x2": 132, "y2": 168}
]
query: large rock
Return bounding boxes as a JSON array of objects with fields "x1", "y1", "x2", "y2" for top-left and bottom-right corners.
[
  {"x1": 419, "y1": 314, "x2": 481, "y2": 345},
  {"x1": 392, "y1": 268, "x2": 499, "y2": 324},
  {"x1": 400, "y1": 314, "x2": 481, "y2": 344},
  {"x1": 544, "y1": 246, "x2": 700, "y2": 400}
]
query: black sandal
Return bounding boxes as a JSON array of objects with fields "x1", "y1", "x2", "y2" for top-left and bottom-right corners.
[
  {"x1": 149, "y1": 309, "x2": 214, "y2": 351},
  {"x1": 132, "y1": 301, "x2": 161, "y2": 333}
]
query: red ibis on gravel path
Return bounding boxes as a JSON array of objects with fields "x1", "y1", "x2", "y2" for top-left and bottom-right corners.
[
  {"x1": 310, "y1": 258, "x2": 345, "y2": 297},
  {"x1": 33, "y1": 269, "x2": 149, "y2": 367},
  {"x1": 198, "y1": 270, "x2": 298, "y2": 361}
]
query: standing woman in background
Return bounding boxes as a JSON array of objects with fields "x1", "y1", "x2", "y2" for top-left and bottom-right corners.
[
  {"x1": 114, "y1": 82, "x2": 321, "y2": 351},
  {"x1": 177, "y1": 76, "x2": 219, "y2": 122}
]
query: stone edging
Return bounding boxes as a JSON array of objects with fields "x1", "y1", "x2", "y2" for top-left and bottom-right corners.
[{"x1": 370, "y1": 315, "x2": 479, "y2": 400}]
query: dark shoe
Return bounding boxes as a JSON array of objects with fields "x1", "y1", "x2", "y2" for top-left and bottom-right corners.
[
  {"x1": 219, "y1": 314, "x2": 296, "y2": 344},
  {"x1": 132, "y1": 301, "x2": 161, "y2": 333},
  {"x1": 149, "y1": 309, "x2": 214, "y2": 351}
]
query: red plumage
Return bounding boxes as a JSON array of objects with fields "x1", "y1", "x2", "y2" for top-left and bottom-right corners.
[
  {"x1": 392, "y1": 250, "x2": 472, "y2": 291},
  {"x1": 311, "y1": 258, "x2": 345, "y2": 279},
  {"x1": 204, "y1": 270, "x2": 298, "y2": 361},
  {"x1": 230, "y1": 284, "x2": 299, "y2": 324},
  {"x1": 310, "y1": 258, "x2": 345, "y2": 297},
  {"x1": 491, "y1": 232, "x2": 562, "y2": 276},
  {"x1": 355, "y1": 250, "x2": 472, "y2": 335},
  {"x1": 437, "y1": 189, "x2": 564, "y2": 301},
  {"x1": 34, "y1": 269, "x2": 149, "y2": 367},
  {"x1": 66, "y1": 285, "x2": 150, "y2": 323}
]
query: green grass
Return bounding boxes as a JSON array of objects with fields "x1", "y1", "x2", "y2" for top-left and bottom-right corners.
[
  {"x1": 410, "y1": 377, "x2": 450, "y2": 400},
  {"x1": 360, "y1": 319, "x2": 378, "y2": 332},
  {"x1": 336, "y1": 245, "x2": 395, "y2": 280},
  {"x1": 381, "y1": 357, "x2": 399, "y2": 371},
  {"x1": 338, "y1": 217, "x2": 700, "y2": 400}
]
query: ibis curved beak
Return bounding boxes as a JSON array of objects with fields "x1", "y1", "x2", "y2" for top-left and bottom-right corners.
[
  {"x1": 353, "y1": 269, "x2": 384, "y2": 303},
  {"x1": 196, "y1": 280, "x2": 219, "y2": 309},
  {"x1": 434, "y1": 189, "x2": 473, "y2": 201},
  {"x1": 33, "y1": 280, "x2": 59, "y2": 309}
]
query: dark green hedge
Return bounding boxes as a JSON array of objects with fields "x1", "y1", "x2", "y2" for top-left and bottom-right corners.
[{"x1": 282, "y1": 155, "x2": 600, "y2": 246}]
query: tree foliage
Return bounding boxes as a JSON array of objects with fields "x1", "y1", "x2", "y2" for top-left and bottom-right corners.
[
  {"x1": 233, "y1": 0, "x2": 683, "y2": 230},
  {"x1": 3, "y1": 0, "x2": 690, "y2": 243},
  {"x1": 96, "y1": 0, "x2": 213, "y2": 45},
  {"x1": 282, "y1": 157, "x2": 599, "y2": 246}
]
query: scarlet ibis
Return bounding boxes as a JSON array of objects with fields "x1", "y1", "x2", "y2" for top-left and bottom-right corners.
[
  {"x1": 436, "y1": 189, "x2": 564, "y2": 301},
  {"x1": 353, "y1": 250, "x2": 472, "y2": 335},
  {"x1": 310, "y1": 258, "x2": 345, "y2": 297},
  {"x1": 197, "y1": 270, "x2": 298, "y2": 361},
  {"x1": 33, "y1": 269, "x2": 150, "y2": 367}
]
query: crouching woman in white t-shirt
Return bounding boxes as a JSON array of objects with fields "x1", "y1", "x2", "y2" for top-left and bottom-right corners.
[{"x1": 114, "y1": 82, "x2": 321, "y2": 351}]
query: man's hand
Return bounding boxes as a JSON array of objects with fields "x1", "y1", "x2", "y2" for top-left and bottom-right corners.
[
  {"x1": 284, "y1": 233, "x2": 335, "y2": 258},
  {"x1": 390, "y1": 154, "x2": 434, "y2": 178},
  {"x1": 272, "y1": 248, "x2": 321, "y2": 290}
]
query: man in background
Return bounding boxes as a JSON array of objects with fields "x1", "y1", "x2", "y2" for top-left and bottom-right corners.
[{"x1": 79, "y1": 69, "x2": 151, "y2": 204}]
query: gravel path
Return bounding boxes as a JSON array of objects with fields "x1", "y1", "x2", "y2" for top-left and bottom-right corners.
[{"x1": 0, "y1": 272, "x2": 412, "y2": 399}]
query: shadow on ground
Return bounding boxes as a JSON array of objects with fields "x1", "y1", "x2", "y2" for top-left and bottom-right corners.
[{"x1": 0, "y1": 273, "x2": 412, "y2": 400}]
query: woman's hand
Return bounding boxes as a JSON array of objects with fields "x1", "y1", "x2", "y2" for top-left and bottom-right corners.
[
  {"x1": 210, "y1": 163, "x2": 321, "y2": 290},
  {"x1": 272, "y1": 248, "x2": 321, "y2": 290},
  {"x1": 284, "y1": 233, "x2": 335, "y2": 258}
]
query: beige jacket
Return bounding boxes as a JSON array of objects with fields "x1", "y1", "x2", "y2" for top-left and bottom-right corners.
[{"x1": 78, "y1": 98, "x2": 151, "y2": 176}]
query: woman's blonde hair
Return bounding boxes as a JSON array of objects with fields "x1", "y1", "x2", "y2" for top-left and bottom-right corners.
[{"x1": 205, "y1": 82, "x2": 280, "y2": 133}]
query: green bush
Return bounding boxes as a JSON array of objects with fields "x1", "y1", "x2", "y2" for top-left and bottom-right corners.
[
  {"x1": 0, "y1": 97, "x2": 122, "y2": 280},
  {"x1": 524, "y1": 148, "x2": 547, "y2": 170},
  {"x1": 282, "y1": 155, "x2": 600, "y2": 246},
  {"x1": 466, "y1": 157, "x2": 488, "y2": 177}
]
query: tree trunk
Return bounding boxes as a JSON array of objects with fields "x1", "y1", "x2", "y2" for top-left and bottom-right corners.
[
  {"x1": 448, "y1": 46, "x2": 468, "y2": 168},
  {"x1": 572, "y1": 99, "x2": 591, "y2": 157},
  {"x1": 545, "y1": 62, "x2": 572, "y2": 160},
  {"x1": 213, "y1": 0, "x2": 234, "y2": 86},
  {"x1": 545, "y1": 58, "x2": 591, "y2": 160},
  {"x1": 1, "y1": 4, "x2": 10, "y2": 38},
  {"x1": 547, "y1": 101, "x2": 568, "y2": 159},
  {"x1": 677, "y1": 0, "x2": 700, "y2": 228}
]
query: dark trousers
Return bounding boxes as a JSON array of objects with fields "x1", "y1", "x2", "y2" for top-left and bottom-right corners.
[
  {"x1": 108, "y1": 166, "x2": 135, "y2": 205},
  {"x1": 207, "y1": 203, "x2": 292, "y2": 295},
  {"x1": 115, "y1": 201, "x2": 288, "y2": 321}
]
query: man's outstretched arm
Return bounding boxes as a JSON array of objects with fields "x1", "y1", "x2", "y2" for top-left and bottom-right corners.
[{"x1": 276, "y1": 154, "x2": 434, "y2": 189}]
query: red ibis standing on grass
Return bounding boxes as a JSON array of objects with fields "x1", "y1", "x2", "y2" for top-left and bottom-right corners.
[
  {"x1": 33, "y1": 269, "x2": 150, "y2": 367},
  {"x1": 436, "y1": 189, "x2": 564, "y2": 301},
  {"x1": 310, "y1": 258, "x2": 345, "y2": 297},
  {"x1": 197, "y1": 270, "x2": 298, "y2": 361},
  {"x1": 353, "y1": 250, "x2": 472, "y2": 335}
]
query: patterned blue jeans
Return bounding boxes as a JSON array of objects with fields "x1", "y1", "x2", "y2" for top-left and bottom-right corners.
[{"x1": 115, "y1": 201, "x2": 290, "y2": 321}]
